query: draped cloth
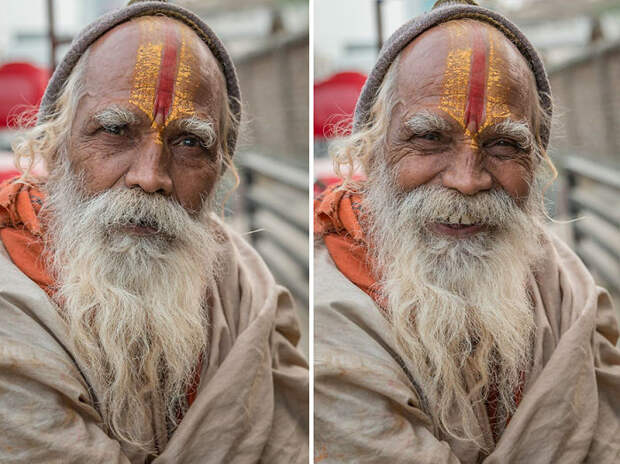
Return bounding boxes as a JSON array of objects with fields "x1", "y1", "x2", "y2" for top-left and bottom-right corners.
[
  {"x1": 315, "y1": 184, "x2": 526, "y2": 439},
  {"x1": 0, "y1": 178, "x2": 208, "y2": 415},
  {"x1": 0, "y1": 178, "x2": 309, "y2": 463},
  {"x1": 314, "y1": 185, "x2": 620, "y2": 463}
]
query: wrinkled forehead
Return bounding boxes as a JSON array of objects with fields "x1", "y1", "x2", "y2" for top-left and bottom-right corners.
[
  {"x1": 396, "y1": 19, "x2": 535, "y2": 131},
  {"x1": 83, "y1": 16, "x2": 225, "y2": 122}
]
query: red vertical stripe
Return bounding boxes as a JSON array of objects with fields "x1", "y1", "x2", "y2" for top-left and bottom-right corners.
[
  {"x1": 464, "y1": 28, "x2": 487, "y2": 133},
  {"x1": 175, "y1": 354, "x2": 203, "y2": 424},
  {"x1": 487, "y1": 370, "x2": 526, "y2": 443},
  {"x1": 153, "y1": 24, "x2": 181, "y2": 122},
  {"x1": 186, "y1": 354, "x2": 203, "y2": 407}
]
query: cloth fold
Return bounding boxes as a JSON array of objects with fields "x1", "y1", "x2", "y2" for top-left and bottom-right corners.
[
  {"x1": 314, "y1": 236, "x2": 620, "y2": 463},
  {"x1": 315, "y1": 182, "x2": 527, "y2": 442},
  {"x1": 0, "y1": 177, "x2": 207, "y2": 422},
  {"x1": 0, "y1": 224, "x2": 309, "y2": 462}
]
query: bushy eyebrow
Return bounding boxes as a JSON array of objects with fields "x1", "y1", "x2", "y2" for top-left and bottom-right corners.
[
  {"x1": 404, "y1": 110, "x2": 451, "y2": 134},
  {"x1": 173, "y1": 116, "x2": 217, "y2": 148},
  {"x1": 485, "y1": 118, "x2": 534, "y2": 150},
  {"x1": 92, "y1": 108, "x2": 217, "y2": 148},
  {"x1": 93, "y1": 106, "x2": 138, "y2": 127},
  {"x1": 405, "y1": 111, "x2": 535, "y2": 150}
]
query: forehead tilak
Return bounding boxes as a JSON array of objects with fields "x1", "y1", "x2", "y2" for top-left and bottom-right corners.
[
  {"x1": 128, "y1": 18, "x2": 199, "y2": 127},
  {"x1": 437, "y1": 23, "x2": 511, "y2": 136}
]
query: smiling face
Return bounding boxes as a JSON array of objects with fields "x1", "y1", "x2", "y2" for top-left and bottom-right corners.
[
  {"x1": 362, "y1": 23, "x2": 546, "y2": 445},
  {"x1": 383, "y1": 20, "x2": 538, "y2": 237},
  {"x1": 67, "y1": 16, "x2": 226, "y2": 214}
]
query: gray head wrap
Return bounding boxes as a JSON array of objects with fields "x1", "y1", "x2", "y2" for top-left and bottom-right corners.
[
  {"x1": 353, "y1": 0, "x2": 552, "y2": 149},
  {"x1": 38, "y1": 0, "x2": 241, "y2": 156}
]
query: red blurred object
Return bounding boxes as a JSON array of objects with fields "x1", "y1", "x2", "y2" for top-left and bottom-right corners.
[
  {"x1": 0, "y1": 170, "x2": 20, "y2": 183},
  {"x1": 0, "y1": 62, "x2": 50, "y2": 129},
  {"x1": 313, "y1": 175, "x2": 342, "y2": 197},
  {"x1": 314, "y1": 72, "x2": 366, "y2": 195},
  {"x1": 314, "y1": 71, "x2": 367, "y2": 195},
  {"x1": 313, "y1": 71, "x2": 366, "y2": 139}
]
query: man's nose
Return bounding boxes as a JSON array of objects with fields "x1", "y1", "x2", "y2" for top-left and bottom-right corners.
[
  {"x1": 440, "y1": 142, "x2": 492, "y2": 195},
  {"x1": 124, "y1": 136, "x2": 173, "y2": 195}
]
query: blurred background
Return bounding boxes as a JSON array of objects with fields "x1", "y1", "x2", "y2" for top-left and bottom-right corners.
[
  {"x1": 0, "y1": 0, "x2": 309, "y2": 354},
  {"x1": 314, "y1": 0, "x2": 620, "y2": 320}
]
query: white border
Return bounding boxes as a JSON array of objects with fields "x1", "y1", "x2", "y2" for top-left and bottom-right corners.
[
  {"x1": 308, "y1": 0, "x2": 314, "y2": 464},
  {"x1": 308, "y1": 0, "x2": 315, "y2": 462}
]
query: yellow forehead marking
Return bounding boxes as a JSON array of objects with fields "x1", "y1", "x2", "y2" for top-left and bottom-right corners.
[
  {"x1": 438, "y1": 25, "x2": 515, "y2": 145},
  {"x1": 167, "y1": 27, "x2": 198, "y2": 122},
  {"x1": 128, "y1": 41, "x2": 161, "y2": 120},
  {"x1": 482, "y1": 35, "x2": 511, "y2": 132},
  {"x1": 438, "y1": 48, "x2": 472, "y2": 130},
  {"x1": 127, "y1": 21, "x2": 197, "y2": 144},
  {"x1": 438, "y1": 27, "x2": 472, "y2": 135}
]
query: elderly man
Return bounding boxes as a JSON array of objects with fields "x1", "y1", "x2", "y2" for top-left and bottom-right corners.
[
  {"x1": 314, "y1": 1, "x2": 620, "y2": 462},
  {"x1": 0, "y1": 1, "x2": 308, "y2": 463}
]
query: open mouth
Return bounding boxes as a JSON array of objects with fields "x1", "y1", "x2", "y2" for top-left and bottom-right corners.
[
  {"x1": 114, "y1": 218, "x2": 160, "y2": 236},
  {"x1": 122, "y1": 223, "x2": 157, "y2": 235},
  {"x1": 439, "y1": 223, "x2": 479, "y2": 230},
  {"x1": 430, "y1": 214, "x2": 486, "y2": 237},
  {"x1": 431, "y1": 222, "x2": 485, "y2": 237}
]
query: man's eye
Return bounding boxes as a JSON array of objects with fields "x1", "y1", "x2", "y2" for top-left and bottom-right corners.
[
  {"x1": 101, "y1": 124, "x2": 127, "y2": 136},
  {"x1": 493, "y1": 139, "x2": 517, "y2": 148},
  {"x1": 411, "y1": 132, "x2": 441, "y2": 142},
  {"x1": 485, "y1": 138, "x2": 523, "y2": 151},
  {"x1": 181, "y1": 136, "x2": 200, "y2": 147},
  {"x1": 421, "y1": 132, "x2": 440, "y2": 141},
  {"x1": 173, "y1": 134, "x2": 208, "y2": 150},
  {"x1": 484, "y1": 138, "x2": 526, "y2": 159}
]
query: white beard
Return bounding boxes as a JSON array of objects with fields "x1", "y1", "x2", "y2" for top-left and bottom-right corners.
[
  {"x1": 364, "y1": 163, "x2": 545, "y2": 448},
  {"x1": 44, "y1": 160, "x2": 221, "y2": 453}
]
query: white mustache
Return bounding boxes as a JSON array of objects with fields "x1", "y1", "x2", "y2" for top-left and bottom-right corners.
[
  {"x1": 81, "y1": 188, "x2": 194, "y2": 240},
  {"x1": 395, "y1": 185, "x2": 524, "y2": 229}
]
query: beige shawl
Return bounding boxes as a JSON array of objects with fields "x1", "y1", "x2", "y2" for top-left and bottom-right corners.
[
  {"x1": 314, "y1": 231, "x2": 620, "y2": 463},
  {"x1": 0, "y1": 222, "x2": 308, "y2": 463}
]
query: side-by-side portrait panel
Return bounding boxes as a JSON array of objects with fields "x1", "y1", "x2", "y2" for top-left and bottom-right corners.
[
  {"x1": 0, "y1": 1, "x2": 308, "y2": 462},
  {"x1": 314, "y1": 0, "x2": 620, "y2": 462}
]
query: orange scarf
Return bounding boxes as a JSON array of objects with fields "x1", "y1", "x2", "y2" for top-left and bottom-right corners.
[
  {"x1": 0, "y1": 178, "x2": 54, "y2": 295},
  {"x1": 0, "y1": 177, "x2": 201, "y2": 411},
  {"x1": 314, "y1": 183, "x2": 385, "y2": 307}
]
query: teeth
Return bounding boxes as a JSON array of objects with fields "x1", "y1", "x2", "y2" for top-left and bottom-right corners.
[
  {"x1": 459, "y1": 213, "x2": 474, "y2": 225},
  {"x1": 443, "y1": 213, "x2": 475, "y2": 225}
]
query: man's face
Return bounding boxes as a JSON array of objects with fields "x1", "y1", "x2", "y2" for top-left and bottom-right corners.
[
  {"x1": 67, "y1": 16, "x2": 226, "y2": 215},
  {"x1": 384, "y1": 20, "x2": 537, "y2": 238},
  {"x1": 46, "y1": 17, "x2": 227, "y2": 445},
  {"x1": 364, "y1": 23, "x2": 545, "y2": 442}
]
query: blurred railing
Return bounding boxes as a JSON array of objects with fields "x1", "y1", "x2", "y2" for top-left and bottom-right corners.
[
  {"x1": 237, "y1": 152, "x2": 309, "y2": 306},
  {"x1": 562, "y1": 155, "x2": 620, "y2": 292},
  {"x1": 548, "y1": 39, "x2": 620, "y2": 164},
  {"x1": 234, "y1": 30, "x2": 309, "y2": 165}
]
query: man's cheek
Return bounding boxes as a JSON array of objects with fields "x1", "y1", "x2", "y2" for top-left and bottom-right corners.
[
  {"x1": 394, "y1": 153, "x2": 441, "y2": 191},
  {"x1": 491, "y1": 161, "x2": 532, "y2": 201}
]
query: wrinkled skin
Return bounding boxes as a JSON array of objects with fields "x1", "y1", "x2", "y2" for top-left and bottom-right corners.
[
  {"x1": 67, "y1": 16, "x2": 226, "y2": 214},
  {"x1": 385, "y1": 20, "x2": 538, "y2": 204}
]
